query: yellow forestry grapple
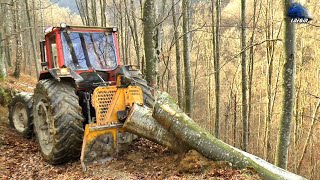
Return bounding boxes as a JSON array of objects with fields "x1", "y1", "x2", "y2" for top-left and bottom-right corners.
[{"x1": 8, "y1": 24, "x2": 153, "y2": 168}]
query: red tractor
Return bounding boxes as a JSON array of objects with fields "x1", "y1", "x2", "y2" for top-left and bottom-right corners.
[{"x1": 9, "y1": 24, "x2": 153, "y2": 166}]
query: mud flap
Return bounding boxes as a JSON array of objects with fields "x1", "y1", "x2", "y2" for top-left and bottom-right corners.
[{"x1": 81, "y1": 124, "x2": 119, "y2": 171}]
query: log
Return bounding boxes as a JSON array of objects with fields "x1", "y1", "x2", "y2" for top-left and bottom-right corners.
[
  {"x1": 152, "y1": 92, "x2": 306, "y2": 180},
  {"x1": 123, "y1": 104, "x2": 189, "y2": 153}
]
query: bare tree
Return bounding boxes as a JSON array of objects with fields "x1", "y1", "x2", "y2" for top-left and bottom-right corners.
[
  {"x1": 171, "y1": 0, "x2": 183, "y2": 108},
  {"x1": 213, "y1": 0, "x2": 221, "y2": 138},
  {"x1": 275, "y1": 0, "x2": 296, "y2": 170},
  {"x1": 75, "y1": 0, "x2": 97, "y2": 26},
  {"x1": 143, "y1": 0, "x2": 157, "y2": 89},
  {"x1": 24, "y1": 0, "x2": 39, "y2": 78},
  {"x1": 182, "y1": 0, "x2": 193, "y2": 117},
  {"x1": 241, "y1": 0, "x2": 248, "y2": 151},
  {"x1": 2, "y1": 2, "x2": 11, "y2": 68},
  {"x1": 0, "y1": 4, "x2": 8, "y2": 79},
  {"x1": 124, "y1": 0, "x2": 141, "y2": 66},
  {"x1": 99, "y1": 0, "x2": 106, "y2": 27},
  {"x1": 248, "y1": 0, "x2": 260, "y2": 148},
  {"x1": 13, "y1": 0, "x2": 22, "y2": 78},
  {"x1": 264, "y1": 0, "x2": 274, "y2": 162}
]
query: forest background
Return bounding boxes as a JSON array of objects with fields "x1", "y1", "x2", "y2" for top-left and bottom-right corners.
[{"x1": 0, "y1": 0, "x2": 319, "y2": 179}]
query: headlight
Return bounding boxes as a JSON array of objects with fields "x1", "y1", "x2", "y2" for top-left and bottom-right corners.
[
  {"x1": 58, "y1": 68, "x2": 70, "y2": 75},
  {"x1": 60, "y1": 22, "x2": 67, "y2": 28}
]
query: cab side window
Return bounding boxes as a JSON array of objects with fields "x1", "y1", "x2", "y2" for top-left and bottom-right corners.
[{"x1": 49, "y1": 34, "x2": 58, "y2": 67}]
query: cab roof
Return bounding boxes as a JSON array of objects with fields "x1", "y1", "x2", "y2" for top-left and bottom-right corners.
[{"x1": 44, "y1": 25, "x2": 118, "y2": 37}]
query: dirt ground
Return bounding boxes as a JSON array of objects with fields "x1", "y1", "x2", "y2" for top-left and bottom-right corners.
[{"x1": 0, "y1": 73, "x2": 261, "y2": 179}]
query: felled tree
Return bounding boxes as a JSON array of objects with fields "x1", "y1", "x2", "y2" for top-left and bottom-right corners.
[{"x1": 123, "y1": 91, "x2": 305, "y2": 179}]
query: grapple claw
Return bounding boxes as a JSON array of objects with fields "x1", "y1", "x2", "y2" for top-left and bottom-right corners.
[{"x1": 80, "y1": 124, "x2": 119, "y2": 166}]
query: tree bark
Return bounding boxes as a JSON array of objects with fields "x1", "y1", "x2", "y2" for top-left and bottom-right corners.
[
  {"x1": 182, "y1": 0, "x2": 193, "y2": 117},
  {"x1": 143, "y1": 0, "x2": 157, "y2": 89},
  {"x1": 131, "y1": 0, "x2": 141, "y2": 66},
  {"x1": 233, "y1": 93, "x2": 237, "y2": 147},
  {"x1": 123, "y1": 104, "x2": 189, "y2": 153},
  {"x1": 124, "y1": 0, "x2": 141, "y2": 66},
  {"x1": 171, "y1": 0, "x2": 183, "y2": 108},
  {"x1": 99, "y1": 0, "x2": 106, "y2": 27},
  {"x1": 0, "y1": 30, "x2": 6, "y2": 79},
  {"x1": 91, "y1": 0, "x2": 97, "y2": 26},
  {"x1": 2, "y1": 4, "x2": 11, "y2": 68},
  {"x1": 213, "y1": 0, "x2": 221, "y2": 139},
  {"x1": 0, "y1": 4, "x2": 6, "y2": 79},
  {"x1": 24, "y1": 0, "x2": 39, "y2": 78},
  {"x1": 264, "y1": 0, "x2": 276, "y2": 163},
  {"x1": 275, "y1": 0, "x2": 296, "y2": 170},
  {"x1": 13, "y1": 0, "x2": 22, "y2": 78},
  {"x1": 248, "y1": 0, "x2": 259, "y2": 147},
  {"x1": 241, "y1": 0, "x2": 248, "y2": 152},
  {"x1": 152, "y1": 92, "x2": 305, "y2": 179}
]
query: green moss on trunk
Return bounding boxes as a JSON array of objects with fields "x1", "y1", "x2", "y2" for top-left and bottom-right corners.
[{"x1": 152, "y1": 92, "x2": 305, "y2": 180}]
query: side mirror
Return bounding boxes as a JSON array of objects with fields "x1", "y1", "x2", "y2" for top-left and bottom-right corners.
[
  {"x1": 41, "y1": 62, "x2": 48, "y2": 67},
  {"x1": 39, "y1": 41, "x2": 46, "y2": 63}
]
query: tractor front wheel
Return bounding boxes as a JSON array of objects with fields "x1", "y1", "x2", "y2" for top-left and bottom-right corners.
[{"x1": 33, "y1": 79, "x2": 84, "y2": 164}]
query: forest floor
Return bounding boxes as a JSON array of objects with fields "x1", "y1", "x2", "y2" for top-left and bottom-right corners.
[{"x1": 0, "y1": 72, "x2": 261, "y2": 179}]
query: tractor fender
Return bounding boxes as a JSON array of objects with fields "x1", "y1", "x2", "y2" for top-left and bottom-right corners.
[
  {"x1": 39, "y1": 68, "x2": 84, "y2": 85},
  {"x1": 116, "y1": 65, "x2": 142, "y2": 78}
]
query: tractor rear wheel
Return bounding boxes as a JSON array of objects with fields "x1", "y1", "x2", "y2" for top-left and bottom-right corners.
[
  {"x1": 33, "y1": 79, "x2": 84, "y2": 164},
  {"x1": 128, "y1": 71, "x2": 154, "y2": 108},
  {"x1": 9, "y1": 92, "x2": 33, "y2": 138}
]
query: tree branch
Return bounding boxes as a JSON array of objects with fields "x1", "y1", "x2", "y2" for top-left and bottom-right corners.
[{"x1": 206, "y1": 38, "x2": 282, "y2": 76}]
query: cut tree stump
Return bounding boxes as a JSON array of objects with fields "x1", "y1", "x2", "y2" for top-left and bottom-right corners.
[
  {"x1": 123, "y1": 104, "x2": 189, "y2": 153},
  {"x1": 152, "y1": 92, "x2": 305, "y2": 180}
]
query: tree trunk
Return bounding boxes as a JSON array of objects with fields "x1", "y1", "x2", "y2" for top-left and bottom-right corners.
[
  {"x1": 171, "y1": 0, "x2": 183, "y2": 108},
  {"x1": 3, "y1": 4, "x2": 11, "y2": 68},
  {"x1": 214, "y1": 0, "x2": 221, "y2": 139},
  {"x1": 13, "y1": 0, "x2": 22, "y2": 78},
  {"x1": 0, "y1": 4, "x2": 6, "y2": 79},
  {"x1": 131, "y1": 0, "x2": 141, "y2": 66},
  {"x1": 0, "y1": 30, "x2": 6, "y2": 79},
  {"x1": 152, "y1": 92, "x2": 305, "y2": 179},
  {"x1": 275, "y1": 0, "x2": 296, "y2": 170},
  {"x1": 124, "y1": 0, "x2": 141, "y2": 66},
  {"x1": 248, "y1": 0, "x2": 259, "y2": 147},
  {"x1": 241, "y1": 0, "x2": 248, "y2": 152},
  {"x1": 155, "y1": 0, "x2": 166, "y2": 88},
  {"x1": 233, "y1": 93, "x2": 237, "y2": 147},
  {"x1": 99, "y1": 0, "x2": 106, "y2": 27},
  {"x1": 123, "y1": 104, "x2": 189, "y2": 153},
  {"x1": 143, "y1": 0, "x2": 157, "y2": 89},
  {"x1": 24, "y1": 0, "x2": 39, "y2": 78},
  {"x1": 264, "y1": 0, "x2": 276, "y2": 163},
  {"x1": 92, "y1": 1, "x2": 97, "y2": 26},
  {"x1": 182, "y1": 0, "x2": 193, "y2": 117},
  {"x1": 119, "y1": 2, "x2": 126, "y2": 64}
]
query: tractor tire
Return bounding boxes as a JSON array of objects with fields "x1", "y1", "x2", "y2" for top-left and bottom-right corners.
[
  {"x1": 129, "y1": 73, "x2": 155, "y2": 108},
  {"x1": 33, "y1": 79, "x2": 84, "y2": 165},
  {"x1": 9, "y1": 92, "x2": 33, "y2": 138}
]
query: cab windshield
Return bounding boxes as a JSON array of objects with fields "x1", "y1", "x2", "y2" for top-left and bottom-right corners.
[{"x1": 61, "y1": 31, "x2": 118, "y2": 71}]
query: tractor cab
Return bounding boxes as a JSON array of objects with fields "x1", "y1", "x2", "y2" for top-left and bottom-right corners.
[{"x1": 39, "y1": 24, "x2": 121, "y2": 87}]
